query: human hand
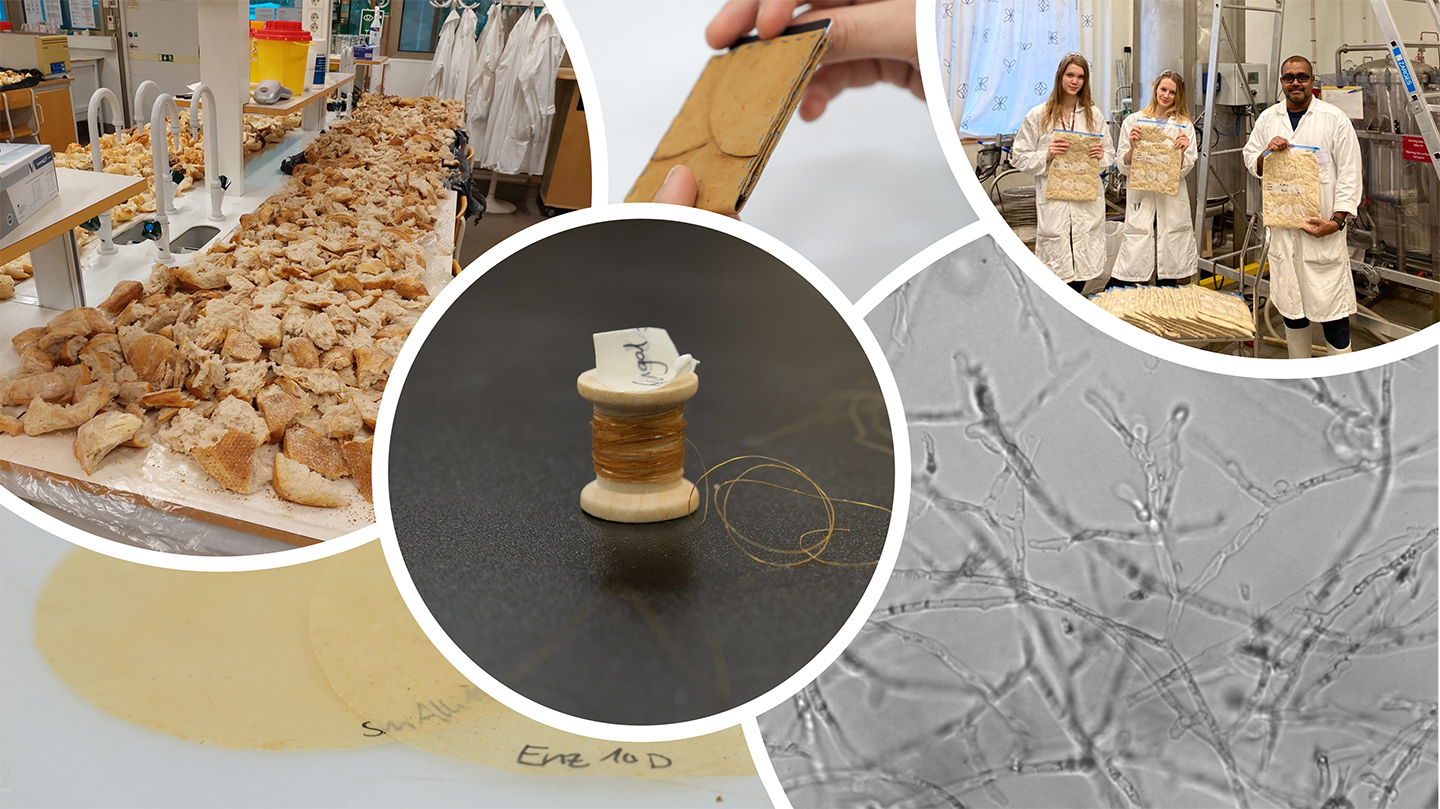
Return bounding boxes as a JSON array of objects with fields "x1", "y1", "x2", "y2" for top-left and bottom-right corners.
[
  {"x1": 1087, "y1": 141, "x2": 1105, "y2": 160},
  {"x1": 1299, "y1": 216, "x2": 1339, "y2": 237},
  {"x1": 653, "y1": 164, "x2": 740, "y2": 219},
  {"x1": 1267, "y1": 136, "x2": 1290, "y2": 153},
  {"x1": 1046, "y1": 138, "x2": 1070, "y2": 162},
  {"x1": 1174, "y1": 132, "x2": 1189, "y2": 150},
  {"x1": 1128, "y1": 127, "x2": 1142, "y2": 146},
  {"x1": 705, "y1": 0, "x2": 921, "y2": 121}
]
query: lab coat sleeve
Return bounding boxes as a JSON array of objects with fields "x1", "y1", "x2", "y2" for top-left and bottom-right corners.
[
  {"x1": 1180, "y1": 120, "x2": 1198, "y2": 175},
  {"x1": 1330, "y1": 109, "x2": 1362, "y2": 216},
  {"x1": 1010, "y1": 107, "x2": 1049, "y2": 176},
  {"x1": 1116, "y1": 114, "x2": 1135, "y2": 174},
  {"x1": 1242, "y1": 111, "x2": 1268, "y2": 177}
]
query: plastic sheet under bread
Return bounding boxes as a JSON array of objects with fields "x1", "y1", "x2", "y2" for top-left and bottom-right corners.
[{"x1": 0, "y1": 191, "x2": 457, "y2": 550}]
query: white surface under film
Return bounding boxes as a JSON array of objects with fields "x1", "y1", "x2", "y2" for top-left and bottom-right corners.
[{"x1": 759, "y1": 236, "x2": 1439, "y2": 808}]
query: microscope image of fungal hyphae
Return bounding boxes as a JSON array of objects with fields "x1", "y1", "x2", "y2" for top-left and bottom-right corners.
[{"x1": 760, "y1": 237, "x2": 1439, "y2": 809}]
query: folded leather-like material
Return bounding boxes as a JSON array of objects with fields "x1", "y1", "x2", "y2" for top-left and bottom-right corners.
[{"x1": 625, "y1": 23, "x2": 830, "y2": 214}]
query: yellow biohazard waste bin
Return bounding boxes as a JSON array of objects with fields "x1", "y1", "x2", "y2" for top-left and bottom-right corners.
[
  {"x1": 249, "y1": 21, "x2": 264, "y2": 82},
  {"x1": 251, "y1": 20, "x2": 311, "y2": 94}
]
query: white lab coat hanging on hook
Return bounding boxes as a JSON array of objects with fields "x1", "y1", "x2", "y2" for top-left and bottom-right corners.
[
  {"x1": 423, "y1": 8, "x2": 462, "y2": 98},
  {"x1": 518, "y1": 11, "x2": 565, "y2": 176},
  {"x1": 443, "y1": 6, "x2": 480, "y2": 101},
  {"x1": 465, "y1": 5, "x2": 507, "y2": 147},
  {"x1": 480, "y1": 5, "x2": 538, "y2": 173}
]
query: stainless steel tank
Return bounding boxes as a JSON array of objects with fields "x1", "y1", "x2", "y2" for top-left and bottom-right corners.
[{"x1": 1347, "y1": 55, "x2": 1440, "y2": 273}]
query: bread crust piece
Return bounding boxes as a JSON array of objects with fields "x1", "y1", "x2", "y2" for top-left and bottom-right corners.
[
  {"x1": 11, "y1": 326, "x2": 47, "y2": 355},
  {"x1": 140, "y1": 388, "x2": 193, "y2": 408},
  {"x1": 254, "y1": 384, "x2": 306, "y2": 443},
  {"x1": 283, "y1": 423, "x2": 348, "y2": 480},
  {"x1": 98, "y1": 280, "x2": 145, "y2": 316},
  {"x1": 286, "y1": 336, "x2": 320, "y2": 368},
  {"x1": 74, "y1": 411, "x2": 143, "y2": 475},
  {"x1": 191, "y1": 429, "x2": 261, "y2": 494},
  {"x1": 123, "y1": 333, "x2": 177, "y2": 385},
  {"x1": 340, "y1": 438, "x2": 372, "y2": 502},
  {"x1": 273, "y1": 452, "x2": 348, "y2": 508},
  {"x1": 4, "y1": 371, "x2": 72, "y2": 406},
  {"x1": 23, "y1": 383, "x2": 117, "y2": 436},
  {"x1": 47, "y1": 307, "x2": 116, "y2": 338},
  {"x1": 221, "y1": 329, "x2": 262, "y2": 363}
]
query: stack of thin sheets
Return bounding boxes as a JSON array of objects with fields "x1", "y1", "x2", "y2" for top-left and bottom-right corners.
[{"x1": 1091, "y1": 285, "x2": 1253, "y2": 339}]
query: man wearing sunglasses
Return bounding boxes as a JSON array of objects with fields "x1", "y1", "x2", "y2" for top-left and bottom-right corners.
[{"x1": 1243, "y1": 55, "x2": 1363, "y2": 357}]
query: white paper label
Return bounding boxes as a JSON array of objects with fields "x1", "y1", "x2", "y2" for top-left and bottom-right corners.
[
  {"x1": 1322, "y1": 86, "x2": 1364, "y2": 120},
  {"x1": 593, "y1": 327, "x2": 696, "y2": 392}
]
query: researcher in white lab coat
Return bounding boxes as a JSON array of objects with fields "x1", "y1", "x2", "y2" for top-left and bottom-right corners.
[
  {"x1": 1242, "y1": 55, "x2": 1363, "y2": 357},
  {"x1": 1111, "y1": 71, "x2": 1198, "y2": 287},
  {"x1": 1011, "y1": 53, "x2": 1116, "y2": 294}
]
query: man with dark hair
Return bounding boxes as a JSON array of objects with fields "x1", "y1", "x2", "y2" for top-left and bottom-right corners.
[{"x1": 1243, "y1": 54, "x2": 1363, "y2": 357}]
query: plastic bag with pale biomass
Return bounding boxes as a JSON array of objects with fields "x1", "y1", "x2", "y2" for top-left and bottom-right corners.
[
  {"x1": 1129, "y1": 120, "x2": 1183, "y2": 195},
  {"x1": 1262, "y1": 146, "x2": 1322, "y2": 229},
  {"x1": 1046, "y1": 130, "x2": 1103, "y2": 202}
]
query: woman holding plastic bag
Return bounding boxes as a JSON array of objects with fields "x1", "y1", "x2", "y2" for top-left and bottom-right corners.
[
  {"x1": 1011, "y1": 53, "x2": 1116, "y2": 294},
  {"x1": 1110, "y1": 71, "x2": 1199, "y2": 288}
]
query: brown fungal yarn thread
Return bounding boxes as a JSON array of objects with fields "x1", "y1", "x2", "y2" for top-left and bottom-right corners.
[{"x1": 591, "y1": 405, "x2": 687, "y2": 484}]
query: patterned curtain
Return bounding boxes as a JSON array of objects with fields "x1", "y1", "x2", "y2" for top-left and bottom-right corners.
[{"x1": 937, "y1": 0, "x2": 1090, "y2": 137}]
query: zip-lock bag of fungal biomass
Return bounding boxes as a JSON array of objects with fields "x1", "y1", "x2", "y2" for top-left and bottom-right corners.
[
  {"x1": 1130, "y1": 119, "x2": 1183, "y2": 196},
  {"x1": 1046, "y1": 129, "x2": 1103, "y2": 202},
  {"x1": 1262, "y1": 145, "x2": 1322, "y2": 229}
]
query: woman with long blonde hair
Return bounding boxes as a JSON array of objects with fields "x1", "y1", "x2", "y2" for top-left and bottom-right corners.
[
  {"x1": 1110, "y1": 70, "x2": 1199, "y2": 287},
  {"x1": 1011, "y1": 53, "x2": 1116, "y2": 293}
]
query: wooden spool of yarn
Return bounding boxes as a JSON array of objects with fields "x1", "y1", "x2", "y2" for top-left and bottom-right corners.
[{"x1": 576, "y1": 368, "x2": 699, "y2": 523}]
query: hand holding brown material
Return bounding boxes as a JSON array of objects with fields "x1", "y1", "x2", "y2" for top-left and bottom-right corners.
[
  {"x1": 706, "y1": 0, "x2": 923, "y2": 120},
  {"x1": 625, "y1": 22, "x2": 831, "y2": 214}
]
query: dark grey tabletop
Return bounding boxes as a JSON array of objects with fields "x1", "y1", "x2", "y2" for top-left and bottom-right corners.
[{"x1": 389, "y1": 218, "x2": 894, "y2": 725}]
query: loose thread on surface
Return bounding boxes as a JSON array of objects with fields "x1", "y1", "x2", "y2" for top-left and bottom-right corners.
[
  {"x1": 589, "y1": 393, "x2": 891, "y2": 567},
  {"x1": 688, "y1": 447, "x2": 890, "y2": 569}
]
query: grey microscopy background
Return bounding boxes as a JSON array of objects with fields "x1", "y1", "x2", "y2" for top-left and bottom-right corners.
[{"x1": 759, "y1": 235, "x2": 1439, "y2": 809}]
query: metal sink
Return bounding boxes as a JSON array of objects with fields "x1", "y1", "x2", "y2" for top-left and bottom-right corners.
[
  {"x1": 171, "y1": 225, "x2": 220, "y2": 254},
  {"x1": 111, "y1": 220, "x2": 156, "y2": 245}
]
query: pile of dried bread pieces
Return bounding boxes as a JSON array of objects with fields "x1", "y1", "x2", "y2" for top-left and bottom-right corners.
[
  {"x1": 0, "y1": 112, "x2": 305, "y2": 299},
  {"x1": 1, "y1": 95, "x2": 463, "y2": 512}
]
